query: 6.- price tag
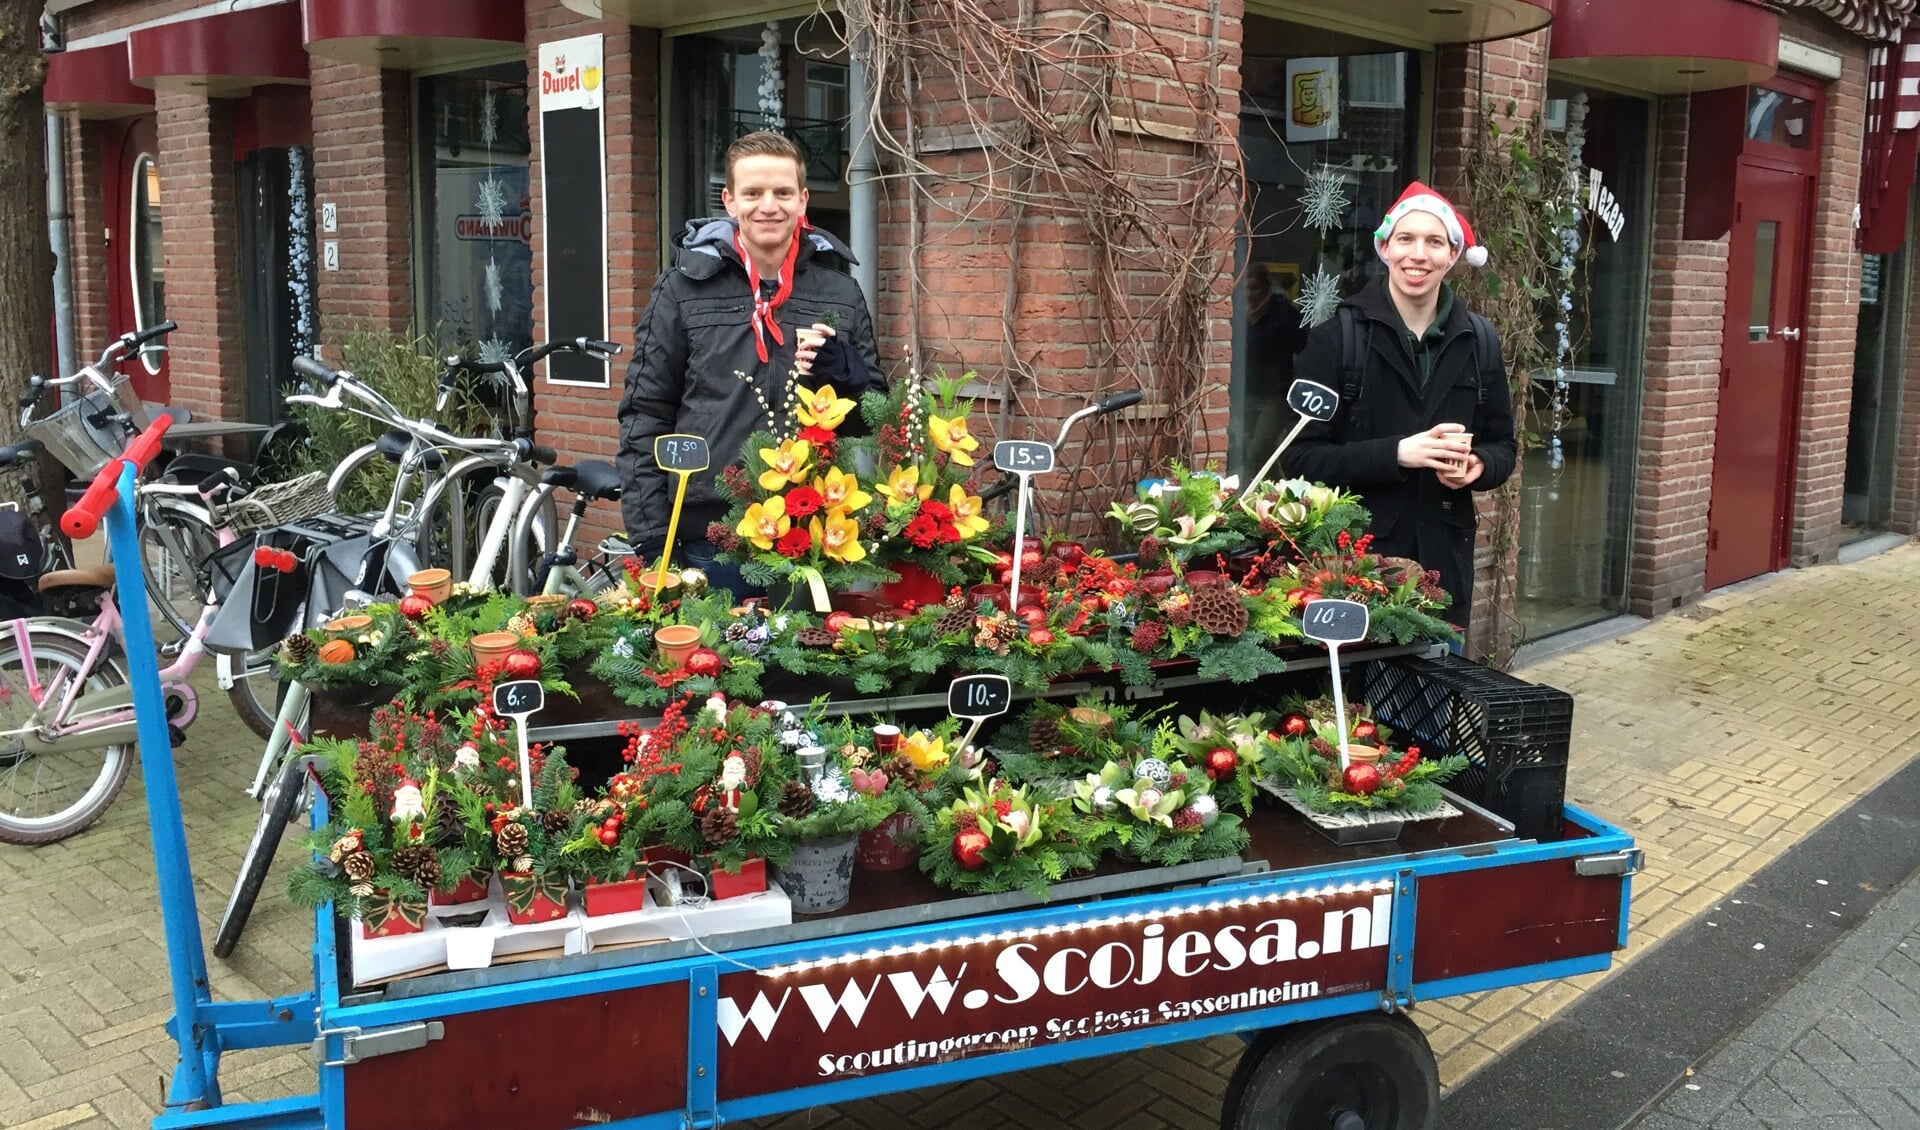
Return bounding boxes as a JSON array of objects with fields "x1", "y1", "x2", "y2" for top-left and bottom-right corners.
[
  {"x1": 991, "y1": 440, "x2": 1056, "y2": 600},
  {"x1": 1240, "y1": 378, "x2": 1343, "y2": 502},
  {"x1": 650, "y1": 433, "x2": 710, "y2": 598},
  {"x1": 948, "y1": 674, "x2": 1012, "y2": 720},
  {"x1": 492, "y1": 679, "x2": 546, "y2": 808},
  {"x1": 1301, "y1": 598, "x2": 1370, "y2": 769}
]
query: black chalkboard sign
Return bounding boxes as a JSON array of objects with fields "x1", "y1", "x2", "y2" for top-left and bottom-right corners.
[
  {"x1": 1301, "y1": 598, "x2": 1370, "y2": 645},
  {"x1": 655, "y1": 434, "x2": 711, "y2": 473},
  {"x1": 493, "y1": 679, "x2": 546, "y2": 717},
  {"x1": 1287, "y1": 379, "x2": 1340, "y2": 422},
  {"x1": 994, "y1": 440, "x2": 1055, "y2": 475},
  {"x1": 542, "y1": 106, "x2": 608, "y2": 387},
  {"x1": 948, "y1": 674, "x2": 1012, "y2": 720}
]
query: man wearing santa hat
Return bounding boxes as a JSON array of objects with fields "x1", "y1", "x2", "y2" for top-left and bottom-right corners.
[{"x1": 1281, "y1": 182, "x2": 1517, "y2": 632}]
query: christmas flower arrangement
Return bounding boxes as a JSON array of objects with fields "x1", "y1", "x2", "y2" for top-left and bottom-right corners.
[
  {"x1": 558, "y1": 714, "x2": 691, "y2": 886},
  {"x1": 1227, "y1": 478, "x2": 1371, "y2": 561},
  {"x1": 1165, "y1": 710, "x2": 1272, "y2": 815},
  {"x1": 1073, "y1": 754, "x2": 1248, "y2": 867},
  {"x1": 642, "y1": 695, "x2": 794, "y2": 877},
  {"x1": 1269, "y1": 536, "x2": 1461, "y2": 644},
  {"x1": 588, "y1": 589, "x2": 766, "y2": 710},
  {"x1": 768, "y1": 737, "x2": 895, "y2": 843},
  {"x1": 1106, "y1": 463, "x2": 1252, "y2": 564},
  {"x1": 909, "y1": 778, "x2": 1095, "y2": 898},
  {"x1": 274, "y1": 602, "x2": 417, "y2": 693},
  {"x1": 477, "y1": 745, "x2": 584, "y2": 921},
  {"x1": 759, "y1": 602, "x2": 964, "y2": 699},
  {"x1": 849, "y1": 374, "x2": 999, "y2": 589},
  {"x1": 711, "y1": 381, "x2": 892, "y2": 609},
  {"x1": 995, "y1": 696, "x2": 1163, "y2": 783},
  {"x1": 1264, "y1": 701, "x2": 1469, "y2": 815},
  {"x1": 1116, "y1": 573, "x2": 1300, "y2": 686}
]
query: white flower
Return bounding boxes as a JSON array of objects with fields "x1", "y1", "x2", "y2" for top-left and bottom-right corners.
[
  {"x1": 1002, "y1": 809, "x2": 1030, "y2": 837},
  {"x1": 1091, "y1": 785, "x2": 1114, "y2": 810},
  {"x1": 610, "y1": 637, "x2": 634, "y2": 659},
  {"x1": 453, "y1": 743, "x2": 480, "y2": 773},
  {"x1": 1217, "y1": 475, "x2": 1240, "y2": 493},
  {"x1": 391, "y1": 784, "x2": 425, "y2": 822}
]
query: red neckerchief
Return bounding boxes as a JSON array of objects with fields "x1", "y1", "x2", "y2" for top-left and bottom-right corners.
[{"x1": 736, "y1": 219, "x2": 809, "y2": 363}]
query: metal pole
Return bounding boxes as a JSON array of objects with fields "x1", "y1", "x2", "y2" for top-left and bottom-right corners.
[
  {"x1": 105, "y1": 463, "x2": 214, "y2": 1105},
  {"x1": 847, "y1": 37, "x2": 878, "y2": 309},
  {"x1": 45, "y1": 112, "x2": 77, "y2": 381}
]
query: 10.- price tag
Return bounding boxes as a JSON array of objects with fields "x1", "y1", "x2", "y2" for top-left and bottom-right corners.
[
  {"x1": 1240, "y1": 378, "x2": 1342, "y2": 502},
  {"x1": 947, "y1": 673, "x2": 1013, "y2": 767},
  {"x1": 993, "y1": 441, "x2": 1056, "y2": 600},
  {"x1": 1301, "y1": 598, "x2": 1370, "y2": 769},
  {"x1": 651, "y1": 434, "x2": 710, "y2": 598},
  {"x1": 493, "y1": 679, "x2": 546, "y2": 808}
]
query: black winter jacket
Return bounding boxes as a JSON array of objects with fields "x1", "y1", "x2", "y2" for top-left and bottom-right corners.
[
  {"x1": 1279, "y1": 279, "x2": 1517, "y2": 627},
  {"x1": 617, "y1": 218, "x2": 882, "y2": 552}
]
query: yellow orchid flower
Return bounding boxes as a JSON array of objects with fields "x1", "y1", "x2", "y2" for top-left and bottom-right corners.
[
  {"x1": 737, "y1": 496, "x2": 790, "y2": 551},
  {"x1": 812, "y1": 512, "x2": 867, "y2": 564},
  {"x1": 795, "y1": 384, "x2": 856, "y2": 431},
  {"x1": 902, "y1": 730, "x2": 949, "y2": 772},
  {"x1": 819, "y1": 466, "x2": 873, "y2": 515},
  {"x1": 757, "y1": 439, "x2": 813, "y2": 492},
  {"x1": 947, "y1": 484, "x2": 989, "y2": 539},
  {"x1": 928, "y1": 412, "x2": 979, "y2": 467},
  {"x1": 874, "y1": 463, "x2": 934, "y2": 506}
]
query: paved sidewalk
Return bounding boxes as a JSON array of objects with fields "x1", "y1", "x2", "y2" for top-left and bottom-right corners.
[{"x1": 1632, "y1": 871, "x2": 1920, "y2": 1130}]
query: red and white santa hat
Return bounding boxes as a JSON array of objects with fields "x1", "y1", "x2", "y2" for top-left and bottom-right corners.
[{"x1": 1372, "y1": 181, "x2": 1488, "y2": 268}]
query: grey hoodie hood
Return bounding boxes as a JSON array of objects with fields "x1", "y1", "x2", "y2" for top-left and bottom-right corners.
[{"x1": 673, "y1": 216, "x2": 860, "y2": 280}]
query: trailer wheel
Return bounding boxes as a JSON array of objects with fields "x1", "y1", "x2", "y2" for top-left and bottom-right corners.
[{"x1": 1220, "y1": 1012, "x2": 1438, "y2": 1130}]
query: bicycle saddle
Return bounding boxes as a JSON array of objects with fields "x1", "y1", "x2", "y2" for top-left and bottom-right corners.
[
  {"x1": 376, "y1": 430, "x2": 445, "y2": 471},
  {"x1": 0, "y1": 438, "x2": 43, "y2": 469},
  {"x1": 541, "y1": 460, "x2": 622, "y2": 501},
  {"x1": 37, "y1": 563, "x2": 115, "y2": 593}
]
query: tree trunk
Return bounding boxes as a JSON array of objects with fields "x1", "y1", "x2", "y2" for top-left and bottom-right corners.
[{"x1": 0, "y1": 1, "x2": 54, "y2": 506}]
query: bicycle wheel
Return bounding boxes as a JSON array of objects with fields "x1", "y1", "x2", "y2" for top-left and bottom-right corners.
[
  {"x1": 0, "y1": 629, "x2": 134, "y2": 845},
  {"x1": 214, "y1": 752, "x2": 307, "y2": 959},
  {"x1": 219, "y1": 647, "x2": 299, "y2": 743},
  {"x1": 138, "y1": 511, "x2": 219, "y2": 638}
]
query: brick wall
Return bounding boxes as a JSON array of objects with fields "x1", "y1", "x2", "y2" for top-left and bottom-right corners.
[
  {"x1": 154, "y1": 88, "x2": 245, "y2": 425},
  {"x1": 524, "y1": 0, "x2": 661, "y2": 547},
  {"x1": 309, "y1": 60, "x2": 412, "y2": 341},
  {"x1": 64, "y1": 115, "x2": 110, "y2": 356},
  {"x1": 1786, "y1": 14, "x2": 1869, "y2": 567},
  {"x1": 1629, "y1": 94, "x2": 1728, "y2": 616}
]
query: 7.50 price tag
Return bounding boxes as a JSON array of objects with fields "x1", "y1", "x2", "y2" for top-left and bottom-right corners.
[{"x1": 654, "y1": 434, "x2": 711, "y2": 473}]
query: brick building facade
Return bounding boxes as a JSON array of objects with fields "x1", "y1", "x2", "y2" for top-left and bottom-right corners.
[{"x1": 39, "y1": 0, "x2": 1920, "y2": 655}]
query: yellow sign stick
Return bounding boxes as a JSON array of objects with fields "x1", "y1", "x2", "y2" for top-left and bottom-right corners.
[{"x1": 652, "y1": 434, "x2": 710, "y2": 599}]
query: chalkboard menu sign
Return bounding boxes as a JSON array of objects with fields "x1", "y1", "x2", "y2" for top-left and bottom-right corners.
[{"x1": 539, "y1": 34, "x2": 610, "y2": 387}]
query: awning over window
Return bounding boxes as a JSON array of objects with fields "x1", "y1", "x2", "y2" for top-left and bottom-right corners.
[
  {"x1": 1551, "y1": 0, "x2": 1778, "y2": 94},
  {"x1": 1861, "y1": 21, "x2": 1920, "y2": 252},
  {"x1": 128, "y1": 3, "x2": 307, "y2": 96},
  {"x1": 45, "y1": 44, "x2": 155, "y2": 119},
  {"x1": 1243, "y1": 0, "x2": 1554, "y2": 45},
  {"x1": 304, "y1": 0, "x2": 523, "y2": 70}
]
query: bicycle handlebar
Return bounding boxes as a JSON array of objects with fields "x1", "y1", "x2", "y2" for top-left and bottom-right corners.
[
  {"x1": 62, "y1": 413, "x2": 176, "y2": 539},
  {"x1": 125, "y1": 320, "x2": 178, "y2": 351},
  {"x1": 291, "y1": 355, "x2": 338, "y2": 385}
]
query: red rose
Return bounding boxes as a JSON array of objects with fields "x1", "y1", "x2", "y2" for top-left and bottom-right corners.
[
  {"x1": 919, "y1": 499, "x2": 953, "y2": 522},
  {"x1": 775, "y1": 528, "x2": 813, "y2": 559},
  {"x1": 903, "y1": 514, "x2": 941, "y2": 548},
  {"x1": 784, "y1": 485, "x2": 824, "y2": 519}
]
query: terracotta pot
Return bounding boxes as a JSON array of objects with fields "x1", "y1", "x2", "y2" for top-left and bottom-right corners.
[
  {"x1": 469, "y1": 631, "x2": 520, "y2": 667},
  {"x1": 1346, "y1": 744, "x2": 1389, "y2": 765},
  {"x1": 584, "y1": 869, "x2": 649, "y2": 917},
  {"x1": 325, "y1": 614, "x2": 373, "y2": 634},
  {"x1": 880, "y1": 561, "x2": 949, "y2": 609},
  {"x1": 855, "y1": 811, "x2": 921, "y2": 872},
  {"x1": 654, "y1": 624, "x2": 701, "y2": 667},
  {"x1": 525, "y1": 593, "x2": 568, "y2": 616},
  {"x1": 710, "y1": 857, "x2": 767, "y2": 901},
  {"x1": 408, "y1": 568, "x2": 452, "y2": 604},
  {"x1": 430, "y1": 869, "x2": 492, "y2": 908}
]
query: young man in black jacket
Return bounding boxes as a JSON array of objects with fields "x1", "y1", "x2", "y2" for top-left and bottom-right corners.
[
  {"x1": 617, "y1": 132, "x2": 883, "y2": 593},
  {"x1": 1280, "y1": 182, "x2": 1517, "y2": 630}
]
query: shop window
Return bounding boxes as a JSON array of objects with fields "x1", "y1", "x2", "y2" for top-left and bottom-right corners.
[
  {"x1": 1231, "y1": 16, "x2": 1424, "y2": 477},
  {"x1": 1746, "y1": 88, "x2": 1814, "y2": 150},
  {"x1": 129, "y1": 153, "x2": 166, "y2": 375},
  {"x1": 416, "y1": 62, "x2": 533, "y2": 359},
  {"x1": 1747, "y1": 221, "x2": 1778, "y2": 341}
]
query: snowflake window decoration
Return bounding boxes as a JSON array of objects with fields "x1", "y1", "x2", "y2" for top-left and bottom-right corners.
[
  {"x1": 478, "y1": 337, "x2": 513, "y2": 364},
  {"x1": 757, "y1": 23, "x2": 786, "y2": 132},
  {"x1": 484, "y1": 259, "x2": 505, "y2": 315},
  {"x1": 475, "y1": 178, "x2": 510, "y2": 228},
  {"x1": 286, "y1": 147, "x2": 317, "y2": 357},
  {"x1": 1302, "y1": 166, "x2": 1350, "y2": 233},
  {"x1": 1546, "y1": 92, "x2": 1591, "y2": 476},
  {"x1": 480, "y1": 86, "x2": 499, "y2": 148},
  {"x1": 1299, "y1": 269, "x2": 1342, "y2": 328}
]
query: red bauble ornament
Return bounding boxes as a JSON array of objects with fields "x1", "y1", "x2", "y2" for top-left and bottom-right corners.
[
  {"x1": 399, "y1": 594, "x2": 433, "y2": 621},
  {"x1": 502, "y1": 649, "x2": 543, "y2": 680},
  {"x1": 825, "y1": 611, "x2": 854, "y2": 634},
  {"x1": 1028, "y1": 627, "x2": 1056, "y2": 646},
  {"x1": 1353, "y1": 720, "x2": 1378, "y2": 741},
  {"x1": 565, "y1": 598, "x2": 598, "y2": 621},
  {"x1": 1019, "y1": 606, "x2": 1048, "y2": 628},
  {"x1": 1281, "y1": 713, "x2": 1310, "y2": 737},
  {"x1": 686, "y1": 648, "x2": 724, "y2": 677},
  {"x1": 1343, "y1": 763, "x2": 1382, "y2": 796},
  {"x1": 953, "y1": 829, "x2": 991, "y2": 870},
  {"x1": 598, "y1": 826, "x2": 620, "y2": 846},
  {"x1": 1207, "y1": 747, "x2": 1238, "y2": 780}
]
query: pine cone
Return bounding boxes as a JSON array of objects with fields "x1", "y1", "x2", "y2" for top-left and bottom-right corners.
[
  {"x1": 1131, "y1": 620, "x2": 1168, "y2": 652},
  {"x1": 1027, "y1": 714, "x2": 1063, "y2": 753},
  {"x1": 779, "y1": 779, "x2": 816, "y2": 818},
  {"x1": 796, "y1": 628, "x2": 834, "y2": 649},
  {"x1": 933, "y1": 606, "x2": 975, "y2": 639},
  {"x1": 724, "y1": 621, "x2": 750, "y2": 644},
  {"x1": 342, "y1": 850, "x2": 376, "y2": 882},
  {"x1": 541, "y1": 809, "x2": 571, "y2": 835},
  {"x1": 434, "y1": 791, "x2": 463, "y2": 845},
  {"x1": 512, "y1": 854, "x2": 535, "y2": 874},
  {"x1": 391, "y1": 845, "x2": 442, "y2": 890},
  {"x1": 885, "y1": 754, "x2": 917, "y2": 782},
  {"x1": 700, "y1": 805, "x2": 739, "y2": 845},
  {"x1": 1029, "y1": 556, "x2": 1062, "y2": 583},
  {"x1": 945, "y1": 590, "x2": 966, "y2": 609},
  {"x1": 1189, "y1": 586, "x2": 1249, "y2": 635},
  {"x1": 1138, "y1": 535, "x2": 1163, "y2": 568},
  {"x1": 495, "y1": 822, "x2": 530, "y2": 859},
  {"x1": 280, "y1": 634, "x2": 316, "y2": 666},
  {"x1": 348, "y1": 880, "x2": 375, "y2": 899}
]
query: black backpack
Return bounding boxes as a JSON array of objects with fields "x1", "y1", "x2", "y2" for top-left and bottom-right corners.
[{"x1": 1336, "y1": 304, "x2": 1499, "y2": 418}]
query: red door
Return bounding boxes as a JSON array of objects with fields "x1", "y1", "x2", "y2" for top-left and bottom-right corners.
[
  {"x1": 1705, "y1": 137, "x2": 1815, "y2": 588},
  {"x1": 98, "y1": 116, "x2": 170, "y2": 403}
]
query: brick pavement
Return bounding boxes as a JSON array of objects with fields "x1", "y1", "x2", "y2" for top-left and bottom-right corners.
[
  {"x1": 7, "y1": 543, "x2": 1920, "y2": 1128},
  {"x1": 1632, "y1": 869, "x2": 1920, "y2": 1130}
]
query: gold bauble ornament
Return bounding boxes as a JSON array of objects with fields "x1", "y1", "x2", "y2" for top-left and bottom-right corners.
[{"x1": 678, "y1": 567, "x2": 710, "y2": 597}]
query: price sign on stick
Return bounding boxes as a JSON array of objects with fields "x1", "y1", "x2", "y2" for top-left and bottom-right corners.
[
  {"x1": 1300, "y1": 598, "x2": 1370, "y2": 771},
  {"x1": 493, "y1": 679, "x2": 546, "y2": 809},
  {"x1": 651, "y1": 434, "x2": 710, "y2": 600},
  {"x1": 993, "y1": 441, "x2": 1056, "y2": 601},
  {"x1": 1239, "y1": 378, "x2": 1341, "y2": 502},
  {"x1": 948, "y1": 673, "x2": 1013, "y2": 767}
]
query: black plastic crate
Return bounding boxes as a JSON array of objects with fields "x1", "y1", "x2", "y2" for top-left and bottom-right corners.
[{"x1": 1358, "y1": 653, "x2": 1573, "y2": 841}]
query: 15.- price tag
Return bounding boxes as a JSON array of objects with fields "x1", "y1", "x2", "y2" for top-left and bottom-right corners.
[
  {"x1": 1286, "y1": 378, "x2": 1341, "y2": 423},
  {"x1": 1301, "y1": 598, "x2": 1369, "y2": 645},
  {"x1": 993, "y1": 440, "x2": 1055, "y2": 475},
  {"x1": 654, "y1": 434, "x2": 710, "y2": 473},
  {"x1": 493, "y1": 679, "x2": 545, "y2": 717},
  {"x1": 948, "y1": 674, "x2": 1012, "y2": 720}
]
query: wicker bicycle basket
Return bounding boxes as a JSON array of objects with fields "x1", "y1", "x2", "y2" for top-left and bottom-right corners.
[
  {"x1": 23, "y1": 376, "x2": 151, "y2": 478},
  {"x1": 220, "y1": 470, "x2": 334, "y2": 532}
]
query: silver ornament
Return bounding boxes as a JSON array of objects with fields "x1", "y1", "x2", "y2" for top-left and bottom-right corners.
[{"x1": 1135, "y1": 758, "x2": 1172, "y2": 788}]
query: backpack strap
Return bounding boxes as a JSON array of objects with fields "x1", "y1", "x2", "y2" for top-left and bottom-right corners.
[
  {"x1": 1337, "y1": 305, "x2": 1369, "y2": 413},
  {"x1": 1466, "y1": 311, "x2": 1500, "y2": 407}
]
